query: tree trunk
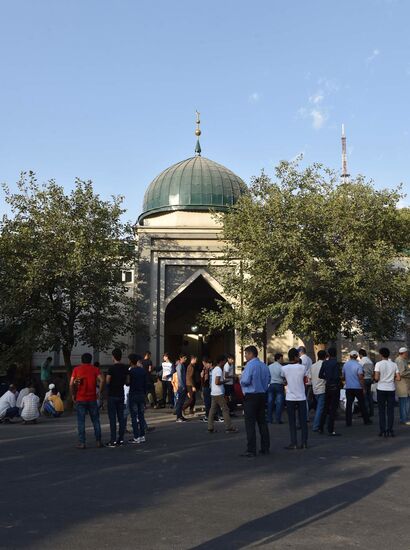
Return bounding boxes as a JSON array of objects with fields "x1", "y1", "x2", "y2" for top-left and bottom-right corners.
[{"x1": 62, "y1": 346, "x2": 73, "y2": 410}]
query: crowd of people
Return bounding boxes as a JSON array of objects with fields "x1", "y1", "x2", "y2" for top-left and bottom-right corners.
[{"x1": 0, "y1": 344, "x2": 409, "y2": 457}]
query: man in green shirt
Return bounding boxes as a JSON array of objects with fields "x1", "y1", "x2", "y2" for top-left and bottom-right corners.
[{"x1": 40, "y1": 357, "x2": 53, "y2": 391}]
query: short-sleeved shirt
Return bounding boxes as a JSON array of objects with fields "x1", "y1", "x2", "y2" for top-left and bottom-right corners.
[
  {"x1": 223, "y1": 362, "x2": 234, "y2": 386},
  {"x1": 129, "y1": 366, "x2": 147, "y2": 395},
  {"x1": 41, "y1": 361, "x2": 52, "y2": 381},
  {"x1": 342, "y1": 360, "x2": 364, "y2": 389},
  {"x1": 161, "y1": 361, "x2": 173, "y2": 381},
  {"x1": 211, "y1": 366, "x2": 225, "y2": 396},
  {"x1": 375, "y1": 359, "x2": 399, "y2": 391},
  {"x1": 359, "y1": 356, "x2": 374, "y2": 379},
  {"x1": 72, "y1": 364, "x2": 101, "y2": 402},
  {"x1": 21, "y1": 394, "x2": 40, "y2": 421},
  {"x1": 107, "y1": 363, "x2": 128, "y2": 398},
  {"x1": 281, "y1": 364, "x2": 306, "y2": 401},
  {"x1": 309, "y1": 360, "x2": 326, "y2": 395}
]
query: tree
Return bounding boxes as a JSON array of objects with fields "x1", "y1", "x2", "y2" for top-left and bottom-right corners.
[
  {"x1": 201, "y1": 160, "x2": 410, "y2": 350},
  {"x1": 0, "y1": 172, "x2": 143, "y2": 373}
]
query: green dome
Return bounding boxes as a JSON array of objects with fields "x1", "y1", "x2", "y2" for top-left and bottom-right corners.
[{"x1": 139, "y1": 156, "x2": 247, "y2": 223}]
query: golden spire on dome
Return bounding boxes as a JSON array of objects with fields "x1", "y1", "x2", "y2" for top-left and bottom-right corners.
[{"x1": 195, "y1": 110, "x2": 201, "y2": 156}]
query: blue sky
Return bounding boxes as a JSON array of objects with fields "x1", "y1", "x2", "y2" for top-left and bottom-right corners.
[{"x1": 1, "y1": 0, "x2": 409, "y2": 220}]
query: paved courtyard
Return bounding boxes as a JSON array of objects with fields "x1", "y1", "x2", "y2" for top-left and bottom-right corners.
[{"x1": 0, "y1": 408, "x2": 409, "y2": 549}]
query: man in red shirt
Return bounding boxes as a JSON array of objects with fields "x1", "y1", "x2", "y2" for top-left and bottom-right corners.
[{"x1": 70, "y1": 353, "x2": 105, "y2": 449}]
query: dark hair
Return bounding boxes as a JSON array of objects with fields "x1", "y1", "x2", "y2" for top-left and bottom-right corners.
[
  {"x1": 112, "y1": 348, "x2": 122, "y2": 361},
  {"x1": 81, "y1": 353, "x2": 92, "y2": 364},
  {"x1": 216, "y1": 354, "x2": 227, "y2": 364},
  {"x1": 94, "y1": 361, "x2": 100, "y2": 368},
  {"x1": 202, "y1": 356, "x2": 211, "y2": 363},
  {"x1": 379, "y1": 347, "x2": 390, "y2": 358},
  {"x1": 244, "y1": 345, "x2": 258, "y2": 357},
  {"x1": 144, "y1": 351, "x2": 151, "y2": 357},
  {"x1": 288, "y1": 348, "x2": 299, "y2": 362},
  {"x1": 226, "y1": 353, "x2": 235, "y2": 360},
  {"x1": 274, "y1": 352, "x2": 283, "y2": 362},
  {"x1": 9, "y1": 384, "x2": 16, "y2": 391},
  {"x1": 358, "y1": 349, "x2": 367, "y2": 357},
  {"x1": 317, "y1": 350, "x2": 327, "y2": 360},
  {"x1": 51, "y1": 387, "x2": 58, "y2": 395},
  {"x1": 46, "y1": 356, "x2": 52, "y2": 362},
  {"x1": 128, "y1": 353, "x2": 142, "y2": 365},
  {"x1": 179, "y1": 353, "x2": 187, "y2": 360},
  {"x1": 327, "y1": 347, "x2": 337, "y2": 358},
  {"x1": 163, "y1": 352, "x2": 170, "y2": 359},
  {"x1": 298, "y1": 346, "x2": 306, "y2": 354}
]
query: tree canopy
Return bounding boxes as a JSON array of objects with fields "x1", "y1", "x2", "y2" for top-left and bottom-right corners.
[
  {"x1": 201, "y1": 161, "x2": 410, "y2": 347},
  {"x1": 0, "y1": 172, "x2": 141, "y2": 371}
]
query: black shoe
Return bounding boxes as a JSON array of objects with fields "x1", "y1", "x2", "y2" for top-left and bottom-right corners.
[
  {"x1": 298, "y1": 443, "x2": 308, "y2": 449},
  {"x1": 258, "y1": 449, "x2": 270, "y2": 455},
  {"x1": 388, "y1": 430, "x2": 395, "y2": 437},
  {"x1": 146, "y1": 426, "x2": 156, "y2": 432},
  {"x1": 240, "y1": 451, "x2": 256, "y2": 458},
  {"x1": 379, "y1": 431, "x2": 386, "y2": 437},
  {"x1": 328, "y1": 432, "x2": 341, "y2": 436},
  {"x1": 105, "y1": 442, "x2": 117, "y2": 448},
  {"x1": 116, "y1": 440, "x2": 124, "y2": 446},
  {"x1": 284, "y1": 444, "x2": 297, "y2": 450}
]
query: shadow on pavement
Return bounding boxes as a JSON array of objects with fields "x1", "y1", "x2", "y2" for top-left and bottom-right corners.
[{"x1": 190, "y1": 467, "x2": 400, "y2": 549}]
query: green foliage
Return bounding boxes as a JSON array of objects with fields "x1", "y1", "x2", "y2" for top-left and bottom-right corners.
[
  {"x1": 202, "y1": 161, "x2": 410, "y2": 345},
  {"x1": 0, "y1": 172, "x2": 142, "y2": 370}
]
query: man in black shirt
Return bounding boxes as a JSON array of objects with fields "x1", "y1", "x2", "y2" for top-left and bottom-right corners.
[
  {"x1": 318, "y1": 347, "x2": 341, "y2": 436},
  {"x1": 106, "y1": 348, "x2": 129, "y2": 447},
  {"x1": 128, "y1": 353, "x2": 147, "y2": 444},
  {"x1": 142, "y1": 351, "x2": 157, "y2": 407}
]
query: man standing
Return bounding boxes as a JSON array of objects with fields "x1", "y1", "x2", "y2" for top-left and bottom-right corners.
[
  {"x1": 240, "y1": 346, "x2": 270, "y2": 457},
  {"x1": 208, "y1": 356, "x2": 238, "y2": 434},
  {"x1": 267, "y1": 353, "x2": 285, "y2": 424},
  {"x1": 200, "y1": 357, "x2": 213, "y2": 422},
  {"x1": 298, "y1": 346, "x2": 313, "y2": 414},
  {"x1": 374, "y1": 347, "x2": 400, "y2": 437},
  {"x1": 183, "y1": 355, "x2": 198, "y2": 416},
  {"x1": 70, "y1": 353, "x2": 105, "y2": 449},
  {"x1": 309, "y1": 350, "x2": 327, "y2": 432},
  {"x1": 281, "y1": 348, "x2": 308, "y2": 450},
  {"x1": 319, "y1": 347, "x2": 341, "y2": 436},
  {"x1": 342, "y1": 350, "x2": 371, "y2": 427},
  {"x1": 106, "y1": 348, "x2": 129, "y2": 447},
  {"x1": 223, "y1": 353, "x2": 236, "y2": 412},
  {"x1": 395, "y1": 347, "x2": 410, "y2": 425},
  {"x1": 142, "y1": 351, "x2": 157, "y2": 407},
  {"x1": 128, "y1": 354, "x2": 147, "y2": 444},
  {"x1": 40, "y1": 357, "x2": 53, "y2": 393},
  {"x1": 359, "y1": 349, "x2": 375, "y2": 418},
  {"x1": 20, "y1": 388, "x2": 40, "y2": 424},
  {"x1": 161, "y1": 352, "x2": 174, "y2": 408},
  {"x1": 0, "y1": 384, "x2": 19, "y2": 423},
  {"x1": 175, "y1": 354, "x2": 187, "y2": 422}
]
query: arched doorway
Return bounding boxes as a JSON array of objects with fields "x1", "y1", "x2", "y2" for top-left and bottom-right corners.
[{"x1": 164, "y1": 274, "x2": 234, "y2": 362}]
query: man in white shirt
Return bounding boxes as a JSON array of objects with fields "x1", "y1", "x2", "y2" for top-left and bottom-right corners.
[
  {"x1": 21, "y1": 388, "x2": 40, "y2": 423},
  {"x1": 207, "y1": 355, "x2": 238, "y2": 434},
  {"x1": 267, "y1": 353, "x2": 285, "y2": 424},
  {"x1": 223, "y1": 353, "x2": 235, "y2": 412},
  {"x1": 161, "y1": 353, "x2": 174, "y2": 407},
  {"x1": 359, "y1": 349, "x2": 375, "y2": 417},
  {"x1": 281, "y1": 348, "x2": 308, "y2": 450},
  {"x1": 374, "y1": 347, "x2": 400, "y2": 437},
  {"x1": 0, "y1": 385, "x2": 19, "y2": 423},
  {"x1": 298, "y1": 346, "x2": 313, "y2": 414},
  {"x1": 309, "y1": 350, "x2": 327, "y2": 431}
]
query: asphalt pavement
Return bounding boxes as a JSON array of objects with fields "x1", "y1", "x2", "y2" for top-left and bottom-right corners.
[{"x1": 0, "y1": 407, "x2": 409, "y2": 549}]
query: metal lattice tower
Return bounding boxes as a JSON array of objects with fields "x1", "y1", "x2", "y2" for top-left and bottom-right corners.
[{"x1": 341, "y1": 123, "x2": 350, "y2": 182}]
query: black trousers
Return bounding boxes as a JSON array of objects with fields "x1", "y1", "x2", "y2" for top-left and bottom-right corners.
[
  {"x1": 345, "y1": 388, "x2": 370, "y2": 426},
  {"x1": 287, "y1": 400, "x2": 308, "y2": 446},
  {"x1": 243, "y1": 393, "x2": 270, "y2": 454},
  {"x1": 377, "y1": 389, "x2": 395, "y2": 433},
  {"x1": 320, "y1": 386, "x2": 340, "y2": 433}
]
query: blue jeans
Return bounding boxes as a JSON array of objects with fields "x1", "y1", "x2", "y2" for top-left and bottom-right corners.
[
  {"x1": 76, "y1": 401, "x2": 101, "y2": 444},
  {"x1": 312, "y1": 393, "x2": 325, "y2": 431},
  {"x1": 107, "y1": 396, "x2": 126, "y2": 443},
  {"x1": 3, "y1": 406, "x2": 19, "y2": 420},
  {"x1": 129, "y1": 393, "x2": 146, "y2": 438},
  {"x1": 175, "y1": 388, "x2": 187, "y2": 419},
  {"x1": 202, "y1": 387, "x2": 211, "y2": 417},
  {"x1": 267, "y1": 383, "x2": 285, "y2": 423},
  {"x1": 399, "y1": 396, "x2": 410, "y2": 423}
]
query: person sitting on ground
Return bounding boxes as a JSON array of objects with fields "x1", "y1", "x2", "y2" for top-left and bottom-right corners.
[
  {"x1": 41, "y1": 383, "x2": 61, "y2": 413},
  {"x1": 43, "y1": 387, "x2": 64, "y2": 417},
  {"x1": 20, "y1": 388, "x2": 40, "y2": 424},
  {"x1": 16, "y1": 382, "x2": 31, "y2": 412},
  {"x1": 0, "y1": 384, "x2": 19, "y2": 423}
]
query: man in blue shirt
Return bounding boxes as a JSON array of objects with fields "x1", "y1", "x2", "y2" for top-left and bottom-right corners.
[
  {"x1": 240, "y1": 345, "x2": 270, "y2": 457},
  {"x1": 175, "y1": 354, "x2": 187, "y2": 422},
  {"x1": 342, "y1": 350, "x2": 371, "y2": 427}
]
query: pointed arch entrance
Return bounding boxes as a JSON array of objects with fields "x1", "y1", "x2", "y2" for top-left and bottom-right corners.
[{"x1": 164, "y1": 272, "x2": 234, "y2": 361}]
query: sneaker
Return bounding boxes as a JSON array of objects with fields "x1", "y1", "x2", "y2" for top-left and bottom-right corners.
[
  {"x1": 137, "y1": 436, "x2": 146, "y2": 443},
  {"x1": 116, "y1": 440, "x2": 124, "y2": 446},
  {"x1": 284, "y1": 444, "x2": 297, "y2": 450},
  {"x1": 405, "y1": 421, "x2": 410, "y2": 426},
  {"x1": 201, "y1": 417, "x2": 208, "y2": 423},
  {"x1": 76, "y1": 443, "x2": 86, "y2": 450},
  {"x1": 176, "y1": 417, "x2": 187, "y2": 422},
  {"x1": 129, "y1": 438, "x2": 140, "y2": 444},
  {"x1": 105, "y1": 442, "x2": 117, "y2": 448},
  {"x1": 217, "y1": 418, "x2": 224, "y2": 423},
  {"x1": 328, "y1": 432, "x2": 341, "y2": 436}
]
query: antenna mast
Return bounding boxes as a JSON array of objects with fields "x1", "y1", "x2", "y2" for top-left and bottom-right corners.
[{"x1": 341, "y1": 123, "x2": 350, "y2": 182}]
